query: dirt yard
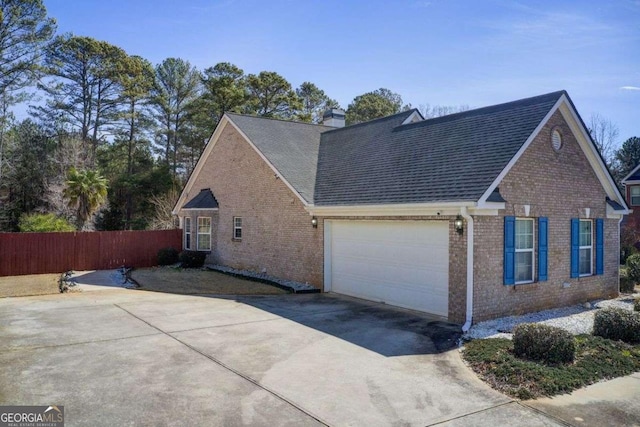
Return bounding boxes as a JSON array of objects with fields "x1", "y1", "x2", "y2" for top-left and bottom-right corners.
[
  {"x1": 130, "y1": 268, "x2": 288, "y2": 295},
  {"x1": 0, "y1": 274, "x2": 61, "y2": 297}
]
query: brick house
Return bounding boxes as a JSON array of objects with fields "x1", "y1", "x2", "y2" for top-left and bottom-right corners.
[
  {"x1": 620, "y1": 165, "x2": 640, "y2": 250},
  {"x1": 173, "y1": 91, "x2": 628, "y2": 328}
]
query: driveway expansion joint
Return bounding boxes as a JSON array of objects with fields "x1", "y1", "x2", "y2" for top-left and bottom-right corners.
[
  {"x1": 517, "y1": 400, "x2": 584, "y2": 427},
  {"x1": 113, "y1": 303, "x2": 330, "y2": 426},
  {"x1": 0, "y1": 332, "x2": 163, "y2": 354},
  {"x1": 424, "y1": 401, "x2": 519, "y2": 426}
]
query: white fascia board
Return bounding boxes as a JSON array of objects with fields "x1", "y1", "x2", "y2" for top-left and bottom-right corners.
[
  {"x1": 307, "y1": 201, "x2": 477, "y2": 217},
  {"x1": 623, "y1": 180, "x2": 640, "y2": 185},
  {"x1": 225, "y1": 119, "x2": 310, "y2": 207},
  {"x1": 607, "y1": 204, "x2": 631, "y2": 217},
  {"x1": 621, "y1": 163, "x2": 640, "y2": 183},
  {"x1": 172, "y1": 116, "x2": 231, "y2": 215},
  {"x1": 477, "y1": 96, "x2": 564, "y2": 205}
]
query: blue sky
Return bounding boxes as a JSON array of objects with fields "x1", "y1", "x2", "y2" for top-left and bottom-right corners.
[{"x1": 42, "y1": 0, "x2": 639, "y2": 141}]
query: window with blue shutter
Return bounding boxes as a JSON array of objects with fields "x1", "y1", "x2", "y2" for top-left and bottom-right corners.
[
  {"x1": 570, "y1": 218, "x2": 579, "y2": 278},
  {"x1": 538, "y1": 217, "x2": 548, "y2": 281},
  {"x1": 504, "y1": 216, "x2": 515, "y2": 285},
  {"x1": 595, "y1": 218, "x2": 604, "y2": 275}
]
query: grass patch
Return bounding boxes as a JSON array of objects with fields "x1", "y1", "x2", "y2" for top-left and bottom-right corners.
[
  {"x1": 462, "y1": 335, "x2": 640, "y2": 400},
  {"x1": 0, "y1": 274, "x2": 61, "y2": 298},
  {"x1": 131, "y1": 267, "x2": 289, "y2": 295}
]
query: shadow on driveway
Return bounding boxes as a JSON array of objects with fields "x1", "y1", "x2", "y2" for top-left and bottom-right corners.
[{"x1": 234, "y1": 293, "x2": 462, "y2": 357}]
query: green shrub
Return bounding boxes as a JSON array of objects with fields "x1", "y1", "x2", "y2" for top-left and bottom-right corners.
[
  {"x1": 513, "y1": 323, "x2": 575, "y2": 364},
  {"x1": 157, "y1": 247, "x2": 179, "y2": 266},
  {"x1": 19, "y1": 213, "x2": 75, "y2": 232},
  {"x1": 593, "y1": 308, "x2": 640, "y2": 344},
  {"x1": 178, "y1": 250, "x2": 207, "y2": 268},
  {"x1": 634, "y1": 298, "x2": 640, "y2": 312},
  {"x1": 620, "y1": 275, "x2": 636, "y2": 293},
  {"x1": 625, "y1": 254, "x2": 640, "y2": 289}
]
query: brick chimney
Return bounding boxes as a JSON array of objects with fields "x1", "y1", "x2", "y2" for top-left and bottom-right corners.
[{"x1": 322, "y1": 108, "x2": 345, "y2": 128}]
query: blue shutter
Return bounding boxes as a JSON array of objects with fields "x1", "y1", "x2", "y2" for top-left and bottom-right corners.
[
  {"x1": 504, "y1": 216, "x2": 515, "y2": 285},
  {"x1": 570, "y1": 218, "x2": 579, "y2": 278},
  {"x1": 596, "y1": 218, "x2": 604, "y2": 275},
  {"x1": 538, "y1": 217, "x2": 548, "y2": 281}
]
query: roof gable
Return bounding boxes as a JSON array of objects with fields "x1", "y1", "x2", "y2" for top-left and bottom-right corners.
[
  {"x1": 183, "y1": 188, "x2": 218, "y2": 209},
  {"x1": 225, "y1": 113, "x2": 332, "y2": 204},
  {"x1": 622, "y1": 163, "x2": 640, "y2": 184}
]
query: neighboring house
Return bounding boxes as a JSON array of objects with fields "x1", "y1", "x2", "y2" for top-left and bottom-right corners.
[
  {"x1": 173, "y1": 91, "x2": 628, "y2": 327},
  {"x1": 621, "y1": 166, "x2": 640, "y2": 247}
]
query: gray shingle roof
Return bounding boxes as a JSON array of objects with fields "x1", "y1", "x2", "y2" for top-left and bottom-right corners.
[
  {"x1": 314, "y1": 91, "x2": 565, "y2": 205},
  {"x1": 184, "y1": 188, "x2": 219, "y2": 209},
  {"x1": 224, "y1": 92, "x2": 567, "y2": 207},
  {"x1": 226, "y1": 113, "x2": 333, "y2": 203}
]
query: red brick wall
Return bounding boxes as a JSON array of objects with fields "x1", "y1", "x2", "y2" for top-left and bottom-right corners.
[
  {"x1": 179, "y1": 123, "x2": 324, "y2": 287},
  {"x1": 472, "y1": 110, "x2": 619, "y2": 321}
]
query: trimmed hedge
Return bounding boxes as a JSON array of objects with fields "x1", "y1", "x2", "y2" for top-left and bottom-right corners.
[
  {"x1": 635, "y1": 297, "x2": 640, "y2": 312},
  {"x1": 513, "y1": 323, "x2": 575, "y2": 364},
  {"x1": 179, "y1": 250, "x2": 207, "y2": 268},
  {"x1": 157, "y1": 247, "x2": 179, "y2": 266},
  {"x1": 594, "y1": 308, "x2": 640, "y2": 344}
]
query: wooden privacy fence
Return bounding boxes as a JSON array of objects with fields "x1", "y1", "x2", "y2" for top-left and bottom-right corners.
[{"x1": 0, "y1": 229, "x2": 182, "y2": 277}]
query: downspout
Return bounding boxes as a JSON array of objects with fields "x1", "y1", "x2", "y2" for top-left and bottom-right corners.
[
  {"x1": 460, "y1": 207, "x2": 474, "y2": 332},
  {"x1": 618, "y1": 216, "x2": 624, "y2": 293}
]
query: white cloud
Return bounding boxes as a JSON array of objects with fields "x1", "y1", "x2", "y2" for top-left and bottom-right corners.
[{"x1": 620, "y1": 86, "x2": 640, "y2": 91}]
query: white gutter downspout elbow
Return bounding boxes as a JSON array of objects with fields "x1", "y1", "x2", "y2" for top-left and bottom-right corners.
[{"x1": 460, "y1": 207, "x2": 474, "y2": 332}]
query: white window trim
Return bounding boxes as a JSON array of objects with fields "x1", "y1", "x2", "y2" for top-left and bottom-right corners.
[
  {"x1": 233, "y1": 217, "x2": 242, "y2": 240},
  {"x1": 631, "y1": 187, "x2": 640, "y2": 206},
  {"x1": 184, "y1": 217, "x2": 191, "y2": 250},
  {"x1": 515, "y1": 218, "x2": 535, "y2": 285},
  {"x1": 579, "y1": 219, "x2": 593, "y2": 277},
  {"x1": 197, "y1": 217, "x2": 211, "y2": 251}
]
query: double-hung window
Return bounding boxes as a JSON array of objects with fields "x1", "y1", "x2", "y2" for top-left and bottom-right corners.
[
  {"x1": 184, "y1": 217, "x2": 191, "y2": 250},
  {"x1": 579, "y1": 219, "x2": 592, "y2": 276},
  {"x1": 505, "y1": 216, "x2": 547, "y2": 285},
  {"x1": 631, "y1": 187, "x2": 640, "y2": 206},
  {"x1": 197, "y1": 217, "x2": 211, "y2": 251},
  {"x1": 233, "y1": 217, "x2": 242, "y2": 240},
  {"x1": 515, "y1": 218, "x2": 534, "y2": 283},
  {"x1": 571, "y1": 218, "x2": 602, "y2": 278}
]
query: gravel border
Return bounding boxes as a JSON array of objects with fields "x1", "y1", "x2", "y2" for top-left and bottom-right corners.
[
  {"x1": 205, "y1": 264, "x2": 319, "y2": 294},
  {"x1": 465, "y1": 294, "x2": 638, "y2": 340}
]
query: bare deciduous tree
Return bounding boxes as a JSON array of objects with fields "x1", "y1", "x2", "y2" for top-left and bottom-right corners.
[
  {"x1": 149, "y1": 188, "x2": 179, "y2": 230},
  {"x1": 418, "y1": 104, "x2": 469, "y2": 118},
  {"x1": 588, "y1": 113, "x2": 619, "y2": 167}
]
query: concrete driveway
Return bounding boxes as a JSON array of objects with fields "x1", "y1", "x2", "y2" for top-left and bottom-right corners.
[{"x1": 0, "y1": 284, "x2": 562, "y2": 426}]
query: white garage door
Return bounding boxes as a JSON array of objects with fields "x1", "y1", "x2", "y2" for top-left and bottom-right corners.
[{"x1": 325, "y1": 220, "x2": 449, "y2": 317}]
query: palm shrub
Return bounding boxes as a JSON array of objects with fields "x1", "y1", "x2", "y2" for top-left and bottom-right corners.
[{"x1": 63, "y1": 167, "x2": 108, "y2": 230}]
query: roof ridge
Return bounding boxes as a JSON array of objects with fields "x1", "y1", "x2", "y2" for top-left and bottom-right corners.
[
  {"x1": 225, "y1": 112, "x2": 334, "y2": 129},
  {"x1": 398, "y1": 90, "x2": 567, "y2": 129},
  {"x1": 322, "y1": 108, "x2": 418, "y2": 134}
]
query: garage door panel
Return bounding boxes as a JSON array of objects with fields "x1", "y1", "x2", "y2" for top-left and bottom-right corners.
[{"x1": 328, "y1": 220, "x2": 449, "y2": 317}]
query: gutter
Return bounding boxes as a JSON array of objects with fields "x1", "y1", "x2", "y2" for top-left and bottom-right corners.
[{"x1": 460, "y1": 207, "x2": 474, "y2": 332}]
